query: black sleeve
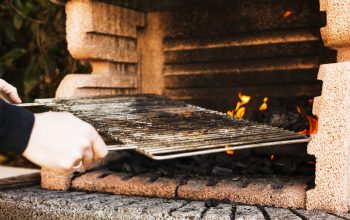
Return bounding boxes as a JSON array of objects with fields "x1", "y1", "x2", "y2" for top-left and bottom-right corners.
[{"x1": 0, "y1": 100, "x2": 35, "y2": 154}]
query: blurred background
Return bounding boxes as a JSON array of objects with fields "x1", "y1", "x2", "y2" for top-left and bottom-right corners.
[{"x1": 0, "y1": 0, "x2": 89, "y2": 102}]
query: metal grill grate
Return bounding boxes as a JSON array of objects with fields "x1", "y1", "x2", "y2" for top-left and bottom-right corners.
[{"x1": 35, "y1": 95, "x2": 309, "y2": 160}]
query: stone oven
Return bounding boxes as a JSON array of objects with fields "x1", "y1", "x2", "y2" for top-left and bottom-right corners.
[{"x1": 41, "y1": 0, "x2": 350, "y2": 214}]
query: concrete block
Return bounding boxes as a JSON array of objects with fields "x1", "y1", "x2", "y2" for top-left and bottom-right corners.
[
  {"x1": 295, "y1": 209, "x2": 343, "y2": 220},
  {"x1": 307, "y1": 62, "x2": 350, "y2": 213},
  {"x1": 170, "y1": 201, "x2": 206, "y2": 220},
  {"x1": 71, "y1": 171, "x2": 179, "y2": 198},
  {"x1": 265, "y1": 207, "x2": 302, "y2": 220},
  {"x1": 235, "y1": 205, "x2": 265, "y2": 220},
  {"x1": 177, "y1": 177, "x2": 307, "y2": 209},
  {"x1": 202, "y1": 204, "x2": 232, "y2": 220},
  {"x1": 66, "y1": 0, "x2": 145, "y2": 61},
  {"x1": 56, "y1": 73, "x2": 138, "y2": 98},
  {"x1": 319, "y1": 0, "x2": 350, "y2": 61},
  {"x1": 41, "y1": 168, "x2": 72, "y2": 191}
]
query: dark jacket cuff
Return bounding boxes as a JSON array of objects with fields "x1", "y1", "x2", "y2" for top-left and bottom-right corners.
[{"x1": 0, "y1": 100, "x2": 35, "y2": 154}]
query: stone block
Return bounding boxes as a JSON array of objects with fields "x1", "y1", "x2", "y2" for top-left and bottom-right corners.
[
  {"x1": 71, "y1": 171, "x2": 179, "y2": 198},
  {"x1": 40, "y1": 168, "x2": 72, "y2": 191},
  {"x1": 56, "y1": 73, "x2": 138, "y2": 98},
  {"x1": 264, "y1": 207, "x2": 302, "y2": 220},
  {"x1": 170, "y1": 201, "x2": 206, "y2": 220},
  {"x1": 177, "y1": 177, "x2": 307, "y2": 209},
  {"x1": 66, "y1": 0, "x2": 145, "y2": 61},
  {"x1": 202, "y1": 204, "x2": 232, "y2": 220},
  {"x1": 235, "y1": 205, "x2": 265, "y2": 220},
  {"x1": 319, "y1": 0, "x2": 350, "y2": 61},
  {"x1": 306, "y1": 62, "x2": 350, "y2": 213}
]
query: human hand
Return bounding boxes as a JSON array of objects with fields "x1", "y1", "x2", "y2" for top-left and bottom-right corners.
[
  {"x1": 23, "y1": 112, "x2": 108, "y2": 174},
  {"x1": 0, "y1": 79, "x2": 22, "y2": 104}
]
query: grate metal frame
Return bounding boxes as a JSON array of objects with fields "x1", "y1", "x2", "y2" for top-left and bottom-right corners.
[{"x1": 34, "y1": 95, "x2": 309, "y2": 160}]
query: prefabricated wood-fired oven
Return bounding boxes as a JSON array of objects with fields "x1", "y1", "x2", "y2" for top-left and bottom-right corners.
[{"x1": 41, "y1": 0, "x2": 350, "y2": 213}]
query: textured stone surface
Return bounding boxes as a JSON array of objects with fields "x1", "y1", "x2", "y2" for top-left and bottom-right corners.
[
  {"x1": 170, "y1": 201, "x2": 206, "y2": 220},
  {"x1": 139, "y1": 12, "x2": 165, "y2": 95},
  {"x1": 43, "y1": 170, "x2": 309, "y2": 210},
  {"x1": 235, "y1": 205, "x2": 264, "y2": 220},
  {"x1": 265, "y1": 207, "x2": 302, "y2": 220},
  {"x1": 177, "y1": 177, "x2": 307, "y2": 209},
  {"x1": 0, "y1": 186, "x2": 348, "y2": 219},
  {"x1": 56, "y1": 73, "x2": 138, "y2": 98},
  {"x1": 320, "y1": 0, "x2": 350, "y2": 61},
  {"x1": 40, "y1": 168, "x2": 72, "y2": 191},
  {"x1": 71, "y1": 171, "x2": 179, "y2": 198},
  {"x1": 202, "y1": 204, "x2": 232, "y2": 220},
  {"x1": 65, "y1": 0, "x2": 144, "y2": 60},
  {"x1": 306, "y1": 62, "x2": 350, "y2": 213},
  {"x1": 57, "y1": 0, "x2": 145, "y2": 98},
  {"x1": 295, "y1": 209, "x2": 344, "y2": 220}
]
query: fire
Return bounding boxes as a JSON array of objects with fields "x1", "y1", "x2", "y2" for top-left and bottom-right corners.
[
  {"x1": 259, "y1": 97, "x2": 268, "y2": 111},
  {"x1": 225, "y1": 145, "x2": 234, "y2": 155},
  {"x1": 227, "y1": 92, "x2": 251, "y2": 119},
  {"x1": 296, "y1": 100, "x2": 318, "y2": 136},
  {"x1": 283, "y1": 10, "x2": 293, "y2": 17},
  {"x1": 270, "y1": 154, "x2": 275, "y2": 161}
]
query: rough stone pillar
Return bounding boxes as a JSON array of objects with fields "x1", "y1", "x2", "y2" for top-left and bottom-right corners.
[
  {"x1": 56, "y1": 0, "x2": 145, "y2": 98},
  {"x1": 306, "y1": 0, "x2": 350, "y2": 213}
]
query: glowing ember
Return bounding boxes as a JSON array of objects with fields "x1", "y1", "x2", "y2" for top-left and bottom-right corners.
[
  {"x1": 227, "y1": 92, "x2": 251, "y2": 119},
  {"x1": 259, "y1": 97, "x2": 268, "y2": 111},
  {"x1": 225, "y1": 145, "x2": 234, "y2": 155},
  {"x1": 283, "y1": 10, "x2": 293, "y2": 17}
]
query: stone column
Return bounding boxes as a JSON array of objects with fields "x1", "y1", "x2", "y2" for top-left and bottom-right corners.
[
  {"x1": 306, "y1": 0, "x2": 350, "y2": 213},
  {"x1": 56, "y1": 0, "x2": 145, "y2": 98}
]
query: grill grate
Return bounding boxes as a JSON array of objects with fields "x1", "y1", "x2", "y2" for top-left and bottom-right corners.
[{"x1": 35, "y1": 95, "x2": 309, "y2": 160}]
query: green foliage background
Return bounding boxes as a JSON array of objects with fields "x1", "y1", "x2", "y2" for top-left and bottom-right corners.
[{"x1": 0, "y1": 0, "x2": 89, "y2": 101}]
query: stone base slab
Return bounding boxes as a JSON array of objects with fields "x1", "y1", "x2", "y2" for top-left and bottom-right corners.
[{"x1": 0, "y1": 186, "x2": 348, "y2": 220}]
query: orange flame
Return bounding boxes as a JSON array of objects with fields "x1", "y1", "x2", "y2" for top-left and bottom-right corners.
[
  {"x1": 259, "y1": 97, "x2": 268, "y2": 111},
  {"x1": 296, "y1": 102, "x2": 318, "y2": 136},
  {"x1": 225, "y1": 145, "x2": 234, "y2": 155},
  {"x1": 227, "y1": 92, "x2": 251, "y2": 119},
  {"x1": 283, "y1": 10, "x2": 293, "y2": 17},
  {"x1": 270, "y1": 154, "x2": 275, "y2": 161},
  {"x1": 299, "y1": 115, "x2": 318, "y2": 136}
]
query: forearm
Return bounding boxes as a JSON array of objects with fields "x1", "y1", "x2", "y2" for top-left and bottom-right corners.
[{"x1": 0, "y1": 100, "x2": 35, "y2": 154}]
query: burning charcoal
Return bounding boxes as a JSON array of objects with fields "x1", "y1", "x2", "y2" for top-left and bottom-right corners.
[
  {"x1": 107, "y1": 160, "x2": 126, "y2": 172},
  {"x1": 256, "y1": 158, "x2": 273, "y2": 174},
  {"x1": 231, "y1": 176, "x2": 240, "y2": 181},
  {"x1": 211, "y1": 166, "x2": 233, "y2": 176},
  {"x1": 237, "y1": 179, "x2": 249, "y2": 188},
  {"x1": 175, "y1": 163, "x2": 195, "y2": 172},
  {"x1": 298, "y1": 162, "x2": 316, "y2": 176},
  {"x1": 193, "y1": 155, "x2": 213, "y2": 165},
  {"x1": 268, "y1": 112, "x2": 290, "y2": 128},
  {"x1": 146, "y1": 172, "x2": 161, "y2": 182},
  {"x1": 194, "y1": 165, "x2": 211, "y2": 175},
  {"x1": 272, "y1": 158, "x2": 299, "y2": 176},
  {"x1": 157, "y1": 167, "x2": 174, "y2": 177},
  {"x1": 122, "y1": 162, "x2": 133, "y2": 173},
  {"x1": 131, "y1": 161, "x2": 150, "y2": 174},
  {"x1": 206, "y1": 178, "x2": 219, "y2": 186},
  {"x1": 272, "y1": 182, "x2": 284, "y2": 189},
  {"x1": 215, "y1": 153, "x2": 233, "y2": 166}
]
